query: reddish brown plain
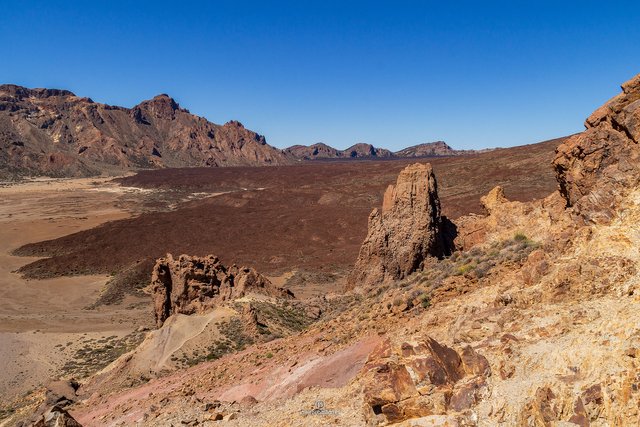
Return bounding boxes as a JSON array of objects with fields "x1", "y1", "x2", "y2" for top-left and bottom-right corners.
[{"x1": 15, "y1": 137, "x2": 562, "y2": 288}]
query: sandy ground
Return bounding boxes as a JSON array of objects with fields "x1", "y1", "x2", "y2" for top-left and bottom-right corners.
[{"x1": 0, "y1": 177, "x2": 152, "y2": 404}]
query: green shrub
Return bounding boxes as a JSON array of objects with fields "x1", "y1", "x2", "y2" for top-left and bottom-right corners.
[
  {"x1": 456, "y1": 263, "x2": 475, "y2": 275},
  {"x1": 420, "y1": 294, "x2": 431, "y2": 309},
  {"x1": 514, "y1": 232, "x2": 528, "y2": 242}
]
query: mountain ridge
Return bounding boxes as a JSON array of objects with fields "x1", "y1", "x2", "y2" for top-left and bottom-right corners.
[
  {"x1": 0, "y1": 84, "x2": 290, "y2": 178},
  {"x1": 0, "y1": 84, "x2": 495, "y2": 178},
  {"x1": 284, "y1": 140, "x2": 491, "y2": 161}
]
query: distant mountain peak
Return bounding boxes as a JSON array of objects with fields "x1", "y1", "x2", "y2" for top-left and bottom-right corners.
[
  {"x1": 284, "y1": 140, "x2": 486, "y2": 162},
  {"x1": 224, "y1": 120, "x2": 245, "y2": 128},
  {"x1": 135, "y1": 94, "x2": 183, "y2": 118}
]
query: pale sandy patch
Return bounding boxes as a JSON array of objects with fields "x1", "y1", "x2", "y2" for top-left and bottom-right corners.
[{"x1": 0, "y1": 177, "x2": 151, "y2": 403}]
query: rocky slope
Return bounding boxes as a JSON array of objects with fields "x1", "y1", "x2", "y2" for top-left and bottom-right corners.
[{"x1": 0, "y1": 85, "x2": 289, "y2": 177}]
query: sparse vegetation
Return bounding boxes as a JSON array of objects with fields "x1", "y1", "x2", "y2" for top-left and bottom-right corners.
[
  {"x1": 250, "y1": 301, "x2": 314, "y2": 336},
  {"x1": 0, "y1": 407, "x2": 15, "y2": 420},
  {"x1": 378, "y1": 234, "x2": 541, "y2": 317},
  {"x1": 514, "y1": 232, "x2": 528, "y2": 242},
  {"x1": 175, "y1": 317, "x2": 256, "y2": 367},
  {"x1": 59, "y1": 331, "x2": 146, "y2": 378},
  {"x1": 88, "y1": 259, "x2": 156, "y2": 307},
  {"x1": 455, "y1": 263, "x2": 476, "y2": 276},
  {"x1": 420, "y1": 294, "x2": 431, "y2": 309}
]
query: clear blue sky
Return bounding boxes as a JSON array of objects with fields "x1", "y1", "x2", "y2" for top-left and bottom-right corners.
[{"x1": 1, "y1": 1, "x2": 639, "y2": 150}]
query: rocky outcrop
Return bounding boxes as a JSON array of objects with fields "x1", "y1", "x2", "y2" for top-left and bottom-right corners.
[
  {"x1": 361, "y1": 337, "x2": 490, "y2": 426},
  {"x1": 32, "y1": 405, "x2": 83, "y2": 426},
  {"x1": 0, "y1": 84, "x2": 290, "y2": 177},
  {"x1": 151, "y1": 254, "x2": 293, "y2": 327},
  {"x1": 347, "y1": 163, "x2": 449, "y2": 289},
  {"x1": 454, "y1": 185, "x2": 573, "y2": 252},
  {"x1": 517, "y1": 380, "x2": 640, "y2": 427},
  {"x1": 554, "y1": 73, "x2": 640, "y2": 224}
]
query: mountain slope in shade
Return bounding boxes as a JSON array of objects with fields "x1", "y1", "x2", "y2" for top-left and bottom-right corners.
[{"x1": 0, "y1": 85, "x2": 290, "y2": 177}]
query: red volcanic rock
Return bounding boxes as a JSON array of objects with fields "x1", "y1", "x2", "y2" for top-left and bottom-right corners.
[
  {"x1": 151, "y1": 254, "x2": 293, "y2": 327},
  {"x1": 0, "y1": 85, "x2": 290, "y2": 177},
  {"x1": 361, "y1": 337, "x2": 490, "y2": 425},
  {"x1": 347, "y1": 163, "x2": 449, "y2": 289},
  {"x1": 554, "y1": 73, "x2": 640, "y2": 223}
]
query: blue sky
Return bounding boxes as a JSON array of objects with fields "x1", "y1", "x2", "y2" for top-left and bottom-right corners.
[{"x1": 1, "y1": 1, "x2": 639, "y2": 150}]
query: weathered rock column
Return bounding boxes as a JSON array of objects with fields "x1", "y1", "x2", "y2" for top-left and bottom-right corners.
[{"x1": 347, "y1": 163, "x2": 448, "y2": 289}]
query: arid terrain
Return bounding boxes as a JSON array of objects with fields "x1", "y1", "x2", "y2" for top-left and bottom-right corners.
[
  {"x1": 3, "y1": 1, "x2": 638, "y2": 425},
  {"x1": 0, "y1": 178, "x2": 151, "y2": 405},
  {"x1": 0, "y1": 135, "x2": 560, "y2": 423},
  {"x1": 4, "y1": 73, "x2": 640, "y2": 427},
  {"x1": 10, "y1": 138, "x2": 560, "y2": 306}
]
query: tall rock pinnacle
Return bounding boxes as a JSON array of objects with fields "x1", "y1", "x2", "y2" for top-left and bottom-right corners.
[{"x1": 347, "y1": 163, "x2": 448, "y2": 289}]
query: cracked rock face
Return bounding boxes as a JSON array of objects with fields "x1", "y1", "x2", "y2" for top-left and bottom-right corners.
[
  {"x1": 347, "y1": 163, "x2": 449, "y2": 289},
  {"x1": 361, "y1": 337, "x2": 490, "y2": 426},
  {"x1": 554, "y1": 73, "x2": 640, "y2": 224},
  {"x1": 151, "y1": 254, "x2": 293, "y2": 327}
]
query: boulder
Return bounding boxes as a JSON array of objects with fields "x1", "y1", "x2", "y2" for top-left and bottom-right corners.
[
  {"x1": 347, "y1": 163, "x2": 449, "y2": 289},
  {"x1": 361, "y1": 337, "x2": 490, "y2": 425},
  {"x1": 151, "y1": 254, "x2": 293, "y2": 327}
]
